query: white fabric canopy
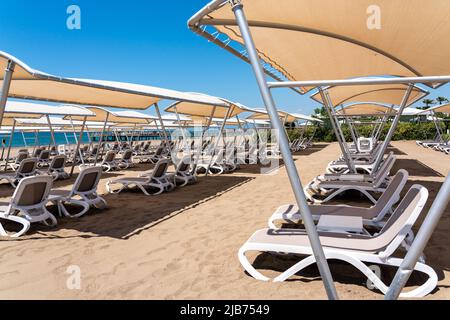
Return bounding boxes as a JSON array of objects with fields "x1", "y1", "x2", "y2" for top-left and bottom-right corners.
[
  {"x1": 0, "y1": 51, "x2": 230, "y2": 109},
  {"x1": 190, "y1": 0, "x2": 450, "y2": 91},
  {"x1": 419, "y1": 102, "x2": 450, "y2": 114}
]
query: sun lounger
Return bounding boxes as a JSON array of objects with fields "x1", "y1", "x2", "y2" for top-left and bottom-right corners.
[
  {"x1": 106, "y1": 158, "x2": 174, "y2": 195},
  {"x1": 101, "y1": 150, "x2": 119, "y2": 172},
  {"x1": 239, "y1": 185, "x2": 437, "y2": 298},
  {"x1": 269, "y1": 169, "x2": 408, "y2": 229},
  {"x1": 168, "y1": 156, "x2": 197, "y2": 187},
  {"x1": 49, "y1": 166, "x2": 107, "y2": 218},
  {"x1": 6, "y1": 151, "x2": 28, "y2": 171},
  {"x1": 38, "y1": 155, "x2": 69, "y2": 180},
  {"x1": 0, "y1": 175, "x2": 57, "y2": 238},
  {"x1": 306, "y1": 157, "x2": 396, "y2": 204},
  {"x1": 117, "y1": 149, "x2": 134, "y2": 169},
  {"x1": 0, "y1": 158, "x2": 38, "y2": 188},
  {"x1": 37, "y1": 149, "x2": 51, "y2": 167}
]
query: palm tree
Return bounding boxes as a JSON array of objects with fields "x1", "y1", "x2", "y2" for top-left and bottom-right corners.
[
  {"x1": 422, "y1": 99, "x2": 436, "y2": 109},
  {"x1": 436, "y1": 96, "x2": 449, "y2": 105}
]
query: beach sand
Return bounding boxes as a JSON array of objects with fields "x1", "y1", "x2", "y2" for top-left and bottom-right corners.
[{"x1": 0, "y1": 141, "x2": 449, "y2": 300}]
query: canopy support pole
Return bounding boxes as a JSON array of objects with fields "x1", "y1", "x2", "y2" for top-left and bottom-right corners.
[
  {"x1": 205, "y1": 106, "x2": 233, "y2": 176},
  {"x1": 46, "y1": 115, "x2": 57, "y2": 148},
  {"x1": 174, "y1": 106, "x2": 188, "y2": 152},
  {"x1": 231, "y1": 1, "x2": 338, "y2": 300},
  {"x1": 319, "y1": 89, "x2": 356, "y2": 173},
  {"x1": 192, "y1": 106, "x2": 216, "y2": 175},
  {"x1": 341, "y1": 109, "x2": 359, "y2": 153},
  {"x1": 386, "y1": 174, "x2": 450, "y2": 299},
  {"x1": 4, "y1": 119, "x2": 16, "y2": 172},
  {"x1": 0, "y1": 60, "x2": 15, "y2": 128},
  {"x1": 94, "y1": 113, "x2": 109, "y2": 166},
  {"x1": 431, "y1": 110, "x2": 444, "y2": 142},
  {"x1": 154, "y1": 103, "x2": 172, "y2": 157},
  {"x1": 372, "y1": 85, "x2": 413, "y2": 172},
  {"x1": 70, "y1": 116, "x2": 87, "y2": 176}
]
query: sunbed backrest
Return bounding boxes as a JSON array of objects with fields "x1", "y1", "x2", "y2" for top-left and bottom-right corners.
[
  {"x1": 74, "y1": 166, "x2": 102, "y2": 193},
  {"x1": 377, "y1": 185, "x2": 427, "y2": 256},
  {"x1": 39, "y1": 150, "x2": 50, "y2": 160},
  {"x1": 373, "y1": 154, "x2": 395, "y2": 186},
  {"x1": 369, "y1": 169, "x2": 408, "y2": 217},
  {"x1": 153, "y1": 160, "x2": 169, "y2": 178},
  {"x1": 122, "y1": 150, "x2": 132, "y2": 160},
  {"x1": 12, "y1": 175, "x2": 53, "y2": 207},
  {"x1": 33, "y1": 148, "x2": 43, "y2": 158},
  {"x1": 177, "y1": 157, "x2": 191, "y2": 173},
  {"x1": 16, "y1": 152, "x2": 28, "y2": 163},
  {"x1": 104, "y1": 151, "x2": 116, "y2": 162},
  {"x1": 51, "y1": 155, "x2": 66, "y2": 170},
  {"x1": 18, "y1": 158, "x2": 37, "y2": 175}
]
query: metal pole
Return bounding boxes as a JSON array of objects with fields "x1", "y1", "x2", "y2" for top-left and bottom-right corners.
[
  {"x1": 231, "y1": 1, "x2": 338, "y2": 300},
  {"x1": 70, "y1": 116, "x2": 86, "y2": 176},
  {"x1": 341, "y1": 108, "x2": 359, "y2": 153},
  {"x1": 46, "y1": 115, "x2": 57, "y2": 148},
  {"x1": 372, "y1": 85, "x2": 414, "y2": 172},
  {"x1": 4, "y1": 119, "x2": 16, "y2": 172},
  {"x1": 320, "y1": 89, "x2": 356, "y2": 173},
  {"x1": 0, "y1": 60, "x2": 15, "y2": 128},
  {"x1": 192, "y1": 106, "x2": 216, "y2": 175},
  {"x1": 385, "y1": 174, "x2": 450, "y2": 299},
  {"x1": 94, "y1": 113, "x2": 109, "y2": 166},
  {"x1": 205, "y1": 107, "x2": 233, "y2": 176},
  {"x1": 154, "y1": 103, "x2": 172, "y2": 156}
]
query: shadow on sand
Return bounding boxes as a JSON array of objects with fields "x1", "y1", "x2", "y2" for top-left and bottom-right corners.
[
  {"x1": 4, "y1": 174, "x2": 254, "y2": 241},
  {"x1": 392, "y1": 159, "x2": 444, "y2": 178}
]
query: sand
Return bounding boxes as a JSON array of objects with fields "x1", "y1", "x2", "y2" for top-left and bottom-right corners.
[{"x1": 0, "y1": 141, "x2": 448, "y2": 300}]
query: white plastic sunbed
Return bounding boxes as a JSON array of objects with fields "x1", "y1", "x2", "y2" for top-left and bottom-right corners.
[
  {"x1": 106, "y1": 158, "x2": 174, "y2": 195},
  {"x1": 239, "y1": 185, "x2": 437, "y2": 298},
  {"x1": 49, "y1": 166, "x2": 107, "y2": 218},
  {"x1": 269, "y1": 169, "x2": 408, "y2": 229},
  {"x1": 0, "y1": 175, "x2": 57, "y2": 237}
]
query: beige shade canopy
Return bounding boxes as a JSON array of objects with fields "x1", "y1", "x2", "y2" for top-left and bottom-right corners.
[
  {"x1": 14, "y1": 117, "x2": 113, "y2": 127},
  {"x1": 0, "y1": 51, "x2": 228, "y2": 109},
  {"x1": 247, "y1": 108, "x2": 298, "y2": 123},
  {"x1": 310, "y1": 82, "x2": 428, "y2": 107},
  {"x1": 336, "y1": 103, "x2": 395, "y2": 116},
  {"x1": 165, "y1": 94, "x2": 243, "y2": 118},
  {"x1": 0, "y1": 100, "x2": 94, "y2": 126},
  {"x1": 419, "y1": 102, "x2": 450, "y2": 114},
  {"x1": 190, "y1": 0, "x2": 450, "y2": 91},
  {"x1": 66, "y1": 107, "x2": 156, "y2": 124}
]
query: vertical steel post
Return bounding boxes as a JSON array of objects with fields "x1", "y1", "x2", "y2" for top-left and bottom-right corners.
[
  {"x1": 0, "y1": 60, "x2": 15, "y2": 128},
  {"x1": 70, "y1": 116, "x2": 87, "y2": 176},
  {"x1": 4, "y1": 119, "x2": 16, "y2": 172},
  {"x1": 231, "y1": 1, "x2": 338, "y2": 300},
  {"x1": 205, "y1": 106, "x2": 233, "y2": 176},
  {"x1": 319, "y1": 89, "x2": 356, "y2": 173},
  {"x1": 372, "y1": 85, "x2": 413, "y2": 172},
  {"x1": 192, "y1": 106, "x2": 216, "y2": 175},
  {"x1": 46, "y1": 115, "x2": 57, "y2": 148},
  {"x1": 154, "y1": 102, "x2": 172, "y2": 156},
  {"x1": 94, "y1": 113, "x2": 109, "y2": 166},
  {"x1": 386, "y1": 174, "x2": 450, "y2": 299}
]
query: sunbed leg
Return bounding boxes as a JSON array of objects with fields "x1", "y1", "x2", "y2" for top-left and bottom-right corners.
[
  {"x1": 238, "y1": 247, "x2": 271, "y2": 281},
  {"x1": 274, "y1": 255, "x2": 317, "y2": 282}
]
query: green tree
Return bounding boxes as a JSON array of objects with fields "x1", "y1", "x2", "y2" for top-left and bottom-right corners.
[
  {"x1": 422, "y1": 99, "x2": 435, "y2": 109},
  {"x1": 436, "y1": 96, "x2": 449, "y2": 105}
]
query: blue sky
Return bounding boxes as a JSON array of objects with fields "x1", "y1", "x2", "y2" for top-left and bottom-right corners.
[{"x1": 1, "y1": 0, "x2": 449, "y2": 116}]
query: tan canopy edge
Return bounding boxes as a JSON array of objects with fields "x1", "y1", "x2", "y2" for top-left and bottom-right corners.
[
  {"x1": 310, "y1": 82, "x2": 428, "y2": 107},
  {"x1": 165, "y1": 94, "x2": 245, "y2": 118},
  {"x1": 419, "y1": 102, "x2": 450, "y2": 114},
  {"x1": 0, "y1": 51, "x2": 228, "y2": 109},
  {"x1": 336, "y1": 102, "x2": 395, "y2": 116},
  {"x1": 189, "y1": 0, "x2": 450, "y2": 92},
  {"x1": 0, "y1": 100, "x2": 94, "y2": 126},
  {"x1": 66, "y1": 107, "x2": 156, "y2": 124}
]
